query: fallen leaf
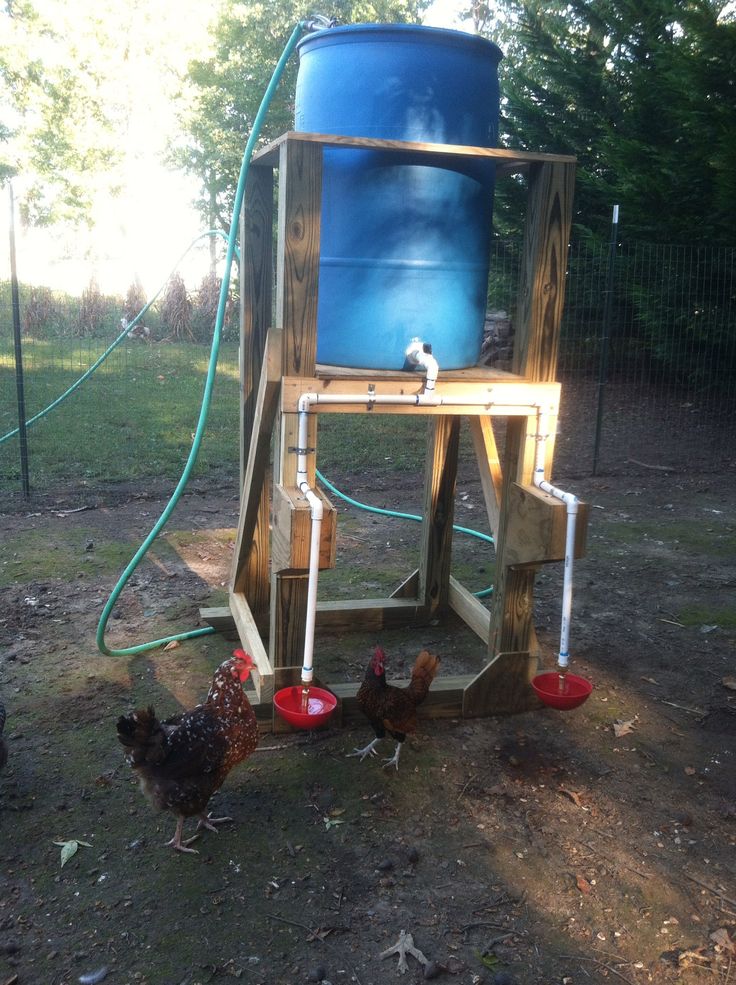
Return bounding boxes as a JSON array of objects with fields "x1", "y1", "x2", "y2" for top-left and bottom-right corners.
[
  {"x1": 722, "y1": 676, "x2": 736, "y2": 692},
  {"x1": 163, "y1": 640, "x2": 181, "y2": 651},
  {"x1": 53, "y1": 839, "x2": 92, "y2": 867},
  {"x1": 576, "y1": 874, "x2": 592, "y2": 894},
  {"x1": 476, "y1": 951, "x2": 500, "y2": 969},
  {"x1": 613, "y1": 718, "x2": 637, "y2": 737},
  {"x1": 710, "y1": 928, "x2": 735, "y2": 953},
  {"x1": 559, "y1": 787, "x2": 585, "y2": 808}
]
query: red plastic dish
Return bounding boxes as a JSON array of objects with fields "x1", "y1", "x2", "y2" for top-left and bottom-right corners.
[
  {"x1": 273, "y1": 686, "x2": 337, "y2": 729},
  {"x1": 532, "y1": 671, "x2": 593, "y2": 710}
]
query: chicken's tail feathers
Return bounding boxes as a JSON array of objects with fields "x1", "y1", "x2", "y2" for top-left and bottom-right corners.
[
  {"x1": 116, "y1": 705, "x2": 169, "y2": 765},
  {"x1": 409, "y1": 649, "x2": 441, "y2": 703}
]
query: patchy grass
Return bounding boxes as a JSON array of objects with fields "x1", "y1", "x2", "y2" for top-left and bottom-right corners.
[
  {"x1": 594, "y1": 512, "x2": 736, "y2": 558},
  {"x1": 676, "y1": 604, "x2": 736, "y2": 629},
  {"x1": 0, "y1": 527, "x2": 136, "y2": 588}
]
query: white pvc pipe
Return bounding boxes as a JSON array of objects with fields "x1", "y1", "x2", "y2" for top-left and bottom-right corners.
[
  {"x1": 292, "y1": 349, "x2": 577, "y2": 691},
  {"x1": 405, "y1": 339, "x2": 439, "y2": 390},
  {"x1": 533, "y1": 412, "x2": 579, "y2": 670},
  {"x1": 296, "y1": 407, "x2": 323, "y2": 687}
]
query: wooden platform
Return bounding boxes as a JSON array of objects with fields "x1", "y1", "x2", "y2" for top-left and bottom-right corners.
[{"x1": 201, "y1": 131, "x2": 581, "y2": 726}]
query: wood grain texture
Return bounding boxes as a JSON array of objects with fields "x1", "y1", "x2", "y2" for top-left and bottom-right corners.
[
  {"x1": 463, "y1": 651, "x2": 542, "y2": 717},
  {"x1": 276, "y1": 140, "x2": 322, "y2": 378},
  {"x1": 448, "y1": 576, "x2": 491, "y2": 644},
  {"x1": 271, "y1": 484, "x2": 336, "y2": 573},
  {"x1": 254, "y1": 131, "x2": 576, "y2": 169},
  {"x1": 465, "y1": 161, "x2": 576, "y2": 715},
  {"x1": 505, "y1": 483, "x2": 589, "y2": 565},
  {"x1": 269, "y1": 572, "x2": 310, "y2": 670},
  {"x1": 469, "y1": 416, "x2": 503, "y2": 540},
  {"x1": 230, "y1": 330, "x2": 282, "y2": 596},
  {"x1": 514, "y1": 161, "x2": 576, "y2": 383},
  {"x1": 419, "y1": 417, "x2": 460, "y2": 616},
  {"x1": 228, "y1": 590, "x2": 274, "y2": 704},
  {"x1": 240, "y1": 166, "x2": 274, "y2": 484},
  {"x1": 281, "y1": 376, "x2": 560, "y2": 413},
  {"x1": 315, "y1": 598, "x2": 428, "y2": 631}
]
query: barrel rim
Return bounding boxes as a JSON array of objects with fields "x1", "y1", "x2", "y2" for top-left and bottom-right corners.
[{"x1": 297, "y1": 22, "x2": 503, "y2": 62}]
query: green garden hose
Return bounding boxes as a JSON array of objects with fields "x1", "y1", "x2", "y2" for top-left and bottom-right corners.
[
  {"x1": 96, "y1": 22, "x2": 305, "y2": 656},
  {"x1": 316, "y1": 470, "x2": 494, "y2": 598},
  {"x1": 5, "y1": 18, "x2": 495, "y2": 657}
]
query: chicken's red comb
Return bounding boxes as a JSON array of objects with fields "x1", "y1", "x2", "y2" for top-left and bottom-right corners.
[{"x1": 232, "y1": 648, "x2": 254, "y2": 667}]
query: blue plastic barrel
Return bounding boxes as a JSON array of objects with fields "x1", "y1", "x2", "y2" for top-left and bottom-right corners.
[{"x1": 295, "y1": 24, "x2": 502, "y2": 370}]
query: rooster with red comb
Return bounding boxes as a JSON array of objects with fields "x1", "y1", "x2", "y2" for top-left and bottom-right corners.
[{"x1": 349, "y1": 645, "x2": 440, "y2": 771}]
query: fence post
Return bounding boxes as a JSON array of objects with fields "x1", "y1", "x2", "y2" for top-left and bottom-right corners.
[
  {"x1": 8, "y1": 181, "x2": 31, "y2": 497},
  {"x1": 592, "y1": 204, "x2": 619, "y2": 476}
]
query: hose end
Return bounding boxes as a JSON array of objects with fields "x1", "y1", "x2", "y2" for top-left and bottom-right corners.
[{"x1": 302, "y1": 14, "x2": 338, "y2": 32}]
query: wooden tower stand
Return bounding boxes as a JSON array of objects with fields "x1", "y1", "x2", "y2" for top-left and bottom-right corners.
[{"x1": 202, "y1": 131, "x2": 588, "y2": 728}]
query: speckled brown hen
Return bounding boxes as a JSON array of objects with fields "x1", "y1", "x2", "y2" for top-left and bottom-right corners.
[{"x1": 116, "y1": 650, "x2": 258, "y2": 853}]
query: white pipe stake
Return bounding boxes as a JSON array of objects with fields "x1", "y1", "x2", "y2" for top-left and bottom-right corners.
[{"x1": 533, "y1": 413, "x2": 580, "y2": 671}]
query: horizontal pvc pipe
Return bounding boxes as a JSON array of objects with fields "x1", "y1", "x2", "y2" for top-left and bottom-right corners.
[{"x1": 295, "y1": 370, "x2": 550, "y2": 687}]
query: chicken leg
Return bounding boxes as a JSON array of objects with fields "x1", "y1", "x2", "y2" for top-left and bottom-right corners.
[
  {"x1": 382, "y1": 742, "x2": 402, "y2": 771},
  {"x1": 347, "y1": 737, "x2": 382, "y2": 761},
  {"x1": 165, "y1": 816, "x2": 200, "y2": 854}
]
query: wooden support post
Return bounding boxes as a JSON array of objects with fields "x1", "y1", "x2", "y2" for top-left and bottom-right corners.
[
  {"x1": 271, "y1": 138, "x2": 323, "y2": 670},
  {"x1": 464, "y1": 159, "x2": 576, "y2": 717},
  {"x1": 419, "y1": 416, "x2": 461, "y2": 617},
  {"x1": 237, "y1": 167, "x2": 274, "y2": 618},
  {"x1": 240, "y1": 166, "x2": 274, "y2": 485}
]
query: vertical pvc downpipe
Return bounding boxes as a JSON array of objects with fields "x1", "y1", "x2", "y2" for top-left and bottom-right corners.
[{"x1": 533, "y1": 412, "x2": 579, "y2": 672}]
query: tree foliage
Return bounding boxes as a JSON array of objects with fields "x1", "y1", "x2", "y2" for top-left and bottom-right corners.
[
  {"x1": 0, "y1": 0, "x2": 122, "y2": 225},
  {"x1": 489, "y1": 0, "x2": 736, "y2": 243},
  {"x1": 174, "y1": 0, "x2": 430, "y2": 230}
]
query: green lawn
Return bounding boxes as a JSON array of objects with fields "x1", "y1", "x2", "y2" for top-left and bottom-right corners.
[{"x1": 0, "y1": 337, "x2": 467, "y2": 491}]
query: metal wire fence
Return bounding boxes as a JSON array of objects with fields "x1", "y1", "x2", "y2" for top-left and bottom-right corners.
[
  {"x1": 1, "y1": 238, "x2": 735, "y2": 496},
  {"x1": 487, "y1": 238, "x2": 736, "y2": 476}
]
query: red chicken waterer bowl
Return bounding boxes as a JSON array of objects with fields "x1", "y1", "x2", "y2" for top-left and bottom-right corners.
[
  {"x1": 532, "y1": 672, "x2": 593, "y2": 710},
  {"x1": 274, "y1": 686, "x2": 337, "y2": 729}
]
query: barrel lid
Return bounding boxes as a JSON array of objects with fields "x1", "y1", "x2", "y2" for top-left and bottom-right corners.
[{"x1": 297, "y1": 22, "x2": 503, "y2": 63}]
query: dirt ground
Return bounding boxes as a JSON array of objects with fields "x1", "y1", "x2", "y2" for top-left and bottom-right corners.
[{"x1": 1, "y1": 455, "x2": 735, "y2": 985}]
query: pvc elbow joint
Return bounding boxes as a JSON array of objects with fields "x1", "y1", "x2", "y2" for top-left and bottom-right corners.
[
  {"x1": 405, "y1": 340, "x2": 439, "y2": 390},
  {"x1": 300, "y1": 483, "x2": 324, "y2": 520}
]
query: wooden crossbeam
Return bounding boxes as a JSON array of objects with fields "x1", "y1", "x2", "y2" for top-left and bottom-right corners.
[
  {"x1": 469, "y1": 416, "x2": 503, "y2": 540},
  {"x1": 230, "y1": 329, "x2": 282, "y2": 595},
  {"x1": 252, "y1": 131, "x2": 576, "y2": 170},
  {"x1": 280, "y1": 375, "x2": 561, "y2": 415},
  {"x1": 228, "y1": 591, "x2": 274, "y2": 704}
]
